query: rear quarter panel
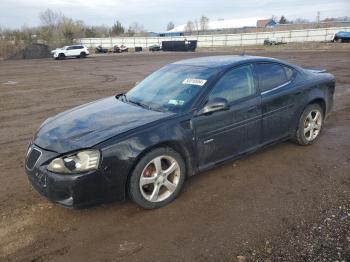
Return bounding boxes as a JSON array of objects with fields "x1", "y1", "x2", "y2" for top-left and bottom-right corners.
[{"x1": 293, "y1": 71, "x2": 335, "y2": 131}]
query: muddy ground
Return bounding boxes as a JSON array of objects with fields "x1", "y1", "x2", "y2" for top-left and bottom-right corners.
[{"x1": 0, "y1": 47, "x2": 349, "y2": 261}]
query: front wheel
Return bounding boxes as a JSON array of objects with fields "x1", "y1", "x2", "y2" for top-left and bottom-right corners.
[
  {"x1": 128, "y1": 147, "x2": 186, "y2": 209},
  {"x1": 58, "y1": 53, "x2": 65, "y2": 60},
  {"x1": 294, "y1": 104, "x2": 324, "y2": 145}
]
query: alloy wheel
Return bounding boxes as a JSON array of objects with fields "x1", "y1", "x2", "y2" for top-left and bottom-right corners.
[
  {"x1": 303, "y1": 109, "x2": 322, "y2": 141},
  {"x1": 139, "y1": 155, "x2": 180, "y2": 203}
]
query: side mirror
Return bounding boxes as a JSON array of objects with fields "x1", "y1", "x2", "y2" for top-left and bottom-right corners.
[{"x1": 198, "y1": 97, "x2": 229, "y2": 115}]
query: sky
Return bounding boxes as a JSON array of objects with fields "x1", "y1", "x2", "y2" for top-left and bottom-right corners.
[{"x1": 0, "y1": 0, "x2": 349, "y2": 32}]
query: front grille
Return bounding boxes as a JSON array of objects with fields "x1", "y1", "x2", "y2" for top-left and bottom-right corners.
[{"x1": 26, "y1": 148, "x2": 41, "y2": 170}]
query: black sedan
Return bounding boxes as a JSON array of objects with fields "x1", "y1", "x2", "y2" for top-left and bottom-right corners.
[{"x1": 25, "y1": 56, "x2": 335, "y2": 209}]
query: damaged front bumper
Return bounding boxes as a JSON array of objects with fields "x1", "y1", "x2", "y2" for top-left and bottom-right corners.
[{"x1": 25, "y1": 145, "x2": 111, "y2": 208}]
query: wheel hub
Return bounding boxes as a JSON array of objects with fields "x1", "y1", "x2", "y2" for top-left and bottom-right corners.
[{"x1": 157, "y1": 175, "x2": 165, "y2": 184}]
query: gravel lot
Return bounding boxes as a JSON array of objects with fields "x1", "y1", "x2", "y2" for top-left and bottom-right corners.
[{"x1": 0, "y1": 48, "x2": 349, "y2": 261}]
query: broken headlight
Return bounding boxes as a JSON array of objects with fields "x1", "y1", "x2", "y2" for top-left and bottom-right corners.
[{"x1": 47, "y1": 150, "x2": 100, "y2": 174}]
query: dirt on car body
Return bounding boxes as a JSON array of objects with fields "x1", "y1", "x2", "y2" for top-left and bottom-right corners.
[{"x1": 0, "y1": 49, "x2": 349, "y2": 261}]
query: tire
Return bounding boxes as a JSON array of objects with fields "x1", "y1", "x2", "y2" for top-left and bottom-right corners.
[
  {"x1": 293, "y1": 104, "x2": 324, "y2": 146},
  {"x1": 336, "y1": 38, "x2": 342, "y2": 43},
  {"x1": 80, "y1": 52, "x2": 86, "y2": 58},
  {"x1": 128, "y1": 147, "x2": 186, "y2": 209},
  {"x1": 58, "y1": 53, "x2": 65, "y2": 60}
]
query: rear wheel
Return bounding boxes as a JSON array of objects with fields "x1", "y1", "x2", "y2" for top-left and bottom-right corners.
[
  {"x1": 128, "y1": 147, "x2": 186, "y2": 209},
  {"x1": 294, "y1": 104, "x2": 324, "y2": 145},
  {"x1": 80, "y1": 52, "x2": 86, "y2": 58}
]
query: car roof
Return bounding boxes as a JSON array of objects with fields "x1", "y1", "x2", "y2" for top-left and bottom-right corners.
[{"x1": 172, "y1": 55, "x2": 286, "y2": 69}]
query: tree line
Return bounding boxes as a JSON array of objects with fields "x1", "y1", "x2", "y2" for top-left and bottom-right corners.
[
  {"x1": 0, "y1": 9, "x2": 148, "y2": 48},
  {"x1": 1, "y1": 9, "x2": 347, "y2": 49}
]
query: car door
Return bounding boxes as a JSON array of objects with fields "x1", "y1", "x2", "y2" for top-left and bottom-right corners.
[
  {"x1": 74, "y1": 46, "x2": 83, "y2": 56},
  {"x1": 65, "y1": 46, "x2": 74, "y2": 56},
  {"x1": 254, "y1": 62, "x2": 298, "y2": 144},
  {"x1": 193, "y1": 64, "x2": 262, "y2": 168}
]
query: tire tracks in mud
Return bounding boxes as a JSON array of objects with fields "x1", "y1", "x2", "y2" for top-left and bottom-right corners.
[{"x1": 89, "y1": 72, "x2": 118, "y2": 83}]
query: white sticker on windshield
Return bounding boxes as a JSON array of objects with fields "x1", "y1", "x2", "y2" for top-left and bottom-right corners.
[
  {"x1": 182, "y1": 78, "x2": 207, "y2": 86},
  {"x1": 168, "y1": 99, "x2": 184, "y2": 106}
]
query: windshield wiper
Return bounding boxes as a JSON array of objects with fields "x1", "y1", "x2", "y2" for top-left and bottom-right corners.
[
  {"x1": 116, "y1": 93, "x2": 128, "y2": 102},
  {"x1": 128, "y1": 99, "x2": 152, "y2": 110}
]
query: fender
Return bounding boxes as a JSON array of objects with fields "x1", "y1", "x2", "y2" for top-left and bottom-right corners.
[{"x1": 97, "y1": 115, "x2": 196, "y2": 200}]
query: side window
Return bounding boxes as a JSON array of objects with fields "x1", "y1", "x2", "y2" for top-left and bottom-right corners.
[
  {"x1": 255, "y1": 63, "x2": 288, "y2": 92},
  {"x1": 284, "y1": 66, "x2": 295, "y2": 81},
  {"x1": 66, "y1": 46, "x2": 73, "y2": 50},
  {"x1": 208, "y1": 65, "x2": 255, "y2": 103}
]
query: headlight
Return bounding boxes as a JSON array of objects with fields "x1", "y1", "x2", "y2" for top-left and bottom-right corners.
[{"x1": 47, "y1": 150, "x2": 100, "y2": 174}]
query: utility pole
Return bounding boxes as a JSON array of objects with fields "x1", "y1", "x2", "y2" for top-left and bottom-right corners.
[{"x1": 316, "y1": 11, "x2": 320, "y2": 23}]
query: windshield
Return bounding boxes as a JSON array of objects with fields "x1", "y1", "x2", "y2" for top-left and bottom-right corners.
[{"x1": 125, "y1": 65, "x2": 217, "y2": 113}]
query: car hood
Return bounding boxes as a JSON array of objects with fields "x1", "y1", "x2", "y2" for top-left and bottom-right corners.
[
  {"x1": 52, "y1": 48, "x2": 63, "y2": 52},
  {"x1": 34, "y1": 96, "x2": 172, "y2": 153}
]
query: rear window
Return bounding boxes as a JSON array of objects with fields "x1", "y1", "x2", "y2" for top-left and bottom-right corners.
[{"x1": 255, "y1": 63, "x2": 289, "y2": 92}]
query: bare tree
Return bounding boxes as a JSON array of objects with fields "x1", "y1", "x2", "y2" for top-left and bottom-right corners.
[
  {"x1": 199, "y1": 16, "x2": 210, "y2": 31},
  {"x1": 193, "y1": 19, "x2": 199, "y2": 34},
  {"x1": 38, "y1": 9, "x2": 64, "y2": 45},
  {"x1": 271, "y1": 15, "x2": 278, "y2": 23},
  {"x1": 166, "y1": 21, "x2": 175, "y2": 31},
  {"x1": 127, "y1": 26, "x2": 135, "y2": 36},
  {"x1": 184, "y1": 21, "x2": 194, "y2": 34},
  {"x1": 111, "y1": 21, "x2": 124, "y2": 36},
  {"x1": 279, "y1": 15, "x2": 288, "y2": 24},
  {"x1": 39, "y1": 9, "x2": 62, "y2": 28},
  {"x1": 130, "y1": 22, "x2": 145, "y2": 33},
  {"x1": 59, "y1": 17, "x2": 85, "y2": 44}
]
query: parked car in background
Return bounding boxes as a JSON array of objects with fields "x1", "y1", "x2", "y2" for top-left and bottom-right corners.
[
  {"x1": 95, "y1": 45, "x2": 109, "y2": 53},
  {"x1": 113, "y1": 45, "x2": 128, "y2": 53},
  {"x1": 264, "y1": 37, "x2": 286, "y2": 46},
  {"x1": 333, "y1": 31, "x2": 350, "y2": 43},
  {"x1": 25, "y1": 56, "x2": 335, "y2": 209},
  {"x1": 51, "y1": 45, "x2": 89, "y2": 60},
  {"x1": 149, "y1": 44, "x2": 161, "y2": 52}
]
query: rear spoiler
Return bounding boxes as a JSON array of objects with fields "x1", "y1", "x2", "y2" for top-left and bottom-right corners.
[{"x1": 304, "y1": 67, "x2": 327, "y2": 74}]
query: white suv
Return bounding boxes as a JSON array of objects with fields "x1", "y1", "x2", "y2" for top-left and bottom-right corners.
[{"x1": 51, "y1": 45, "x2": 89, "y2": 60}]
